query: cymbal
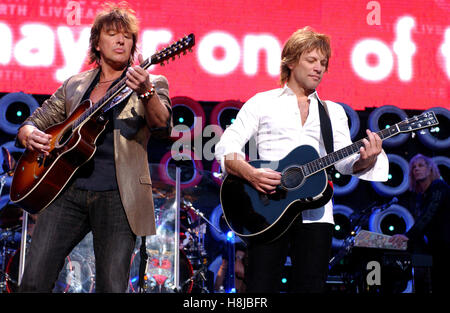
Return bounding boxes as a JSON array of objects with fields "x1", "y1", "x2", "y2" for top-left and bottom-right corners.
[{"x1": 0, "y1": 204, "x2": 23, "y2": 229}]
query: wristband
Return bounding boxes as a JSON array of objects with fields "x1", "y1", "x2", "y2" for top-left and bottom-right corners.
[{"x1": 139, "y1": 84, "x2": 155, "y2": 101}]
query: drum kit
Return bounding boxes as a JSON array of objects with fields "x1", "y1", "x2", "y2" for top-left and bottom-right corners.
[
  {"x1": 0, "y1": 154, "x2": 223, "y2": 293},
  {"x1": 127, "y1": 182, "x2": 222, "y2": 294}
]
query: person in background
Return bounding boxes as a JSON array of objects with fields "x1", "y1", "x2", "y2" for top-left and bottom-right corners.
[{"x1": 390, "y1": 154, "x2": 450, "y2": 293}]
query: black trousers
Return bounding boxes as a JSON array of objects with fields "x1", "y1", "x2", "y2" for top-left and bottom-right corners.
[
  {"x1": 19, "y1": 185, "x2": 136, "y2": 293},
  {"x1": 245, "y1": 220, "x2": 333, "y2": 293}
]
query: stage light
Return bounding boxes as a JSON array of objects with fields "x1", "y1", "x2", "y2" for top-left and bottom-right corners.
[
  {"x1": 211, "y1": 159, "x2": 224, "y2": 185},
  {"x1": 371, "y1": 154, "x2": 409, "y2": 197},
  {"x1": 332, "y1": 205, "x2": 354, "y2": 248},
  {"x1": 170, "y1": 96, "x2": 205, "y2": 142},
  {"x1": 418, "y1": 107, "x2": 449, "y2": 151},
  {"x1": 369, "y1": 204, "x2": 414, "y2": 235},
  {"x1": 209, "y1": 100, "x2": 243, "y2": 131},
  {"x1": 432, "y1": 156, "x2": 449, "y2": 183},
  {"x1": 209, "y1": 204, "x2": 242, "y2": 244},
  {"x1": 0, "y1": 92, "x2": 39, "y2": 135},
  {"x1": 333, "y1": 214, "x2": 351, "y2": 240},
  {"x1": 332, "y1": 173, "x2": 359, "y2": 196},
  {"x1": 367, "y1": 105, "x2": 409, "y2": 147},
  {"x1": 381, "y1": 214, "x2": 405, "y2": 235},
  {"x1": 338, "y1": 102, "x2": 360, "y2": 140},
  {"x1": 226, "y1": 231, "x2": 234, "y2": 241},
  {"x1": 430, "y1": 127, "x2": 440, "y2": 133},
  {"x1": 158, "y1": 149, "x2": 203, "y2": 189},
  {"x1": 281, "y1": 278, "x2": 287, "y2": 284}
]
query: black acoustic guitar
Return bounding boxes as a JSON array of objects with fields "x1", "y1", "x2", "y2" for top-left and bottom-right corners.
[{"x1": 220, "y1": 111, "x2": 439, "y2": 244}]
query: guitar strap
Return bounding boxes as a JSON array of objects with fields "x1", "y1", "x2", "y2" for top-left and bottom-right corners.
[{"x1": 317, "y1": 98, "x2": 335, "y2": 180}]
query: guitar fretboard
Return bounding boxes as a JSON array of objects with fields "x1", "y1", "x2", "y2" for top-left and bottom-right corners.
[
  {"x1": 302, "y1": 126, "x2": 399, "y2": 176},
  {"x1": 71, "y1": 60, "x2": 151, "y2": 131},
  {"x1": 301, "y1": 111, "x2": 438, "y2": 177},
  {"x1": 69, "y1": 34, "x2": 194, "y2": 131}
]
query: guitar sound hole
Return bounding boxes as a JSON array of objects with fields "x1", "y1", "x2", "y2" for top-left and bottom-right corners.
[{"x1": 281, "y1": 166, "x2": 304, "y2": 190}]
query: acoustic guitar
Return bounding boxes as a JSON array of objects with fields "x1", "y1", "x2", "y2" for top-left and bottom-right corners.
[
  {"x1": 10, "y1": 34, "x2": 195, "y2": 214},
  {"x1": 220, "y1": 111, "x2": 439, "y2": 244}
]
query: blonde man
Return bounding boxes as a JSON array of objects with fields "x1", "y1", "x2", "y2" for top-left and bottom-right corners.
[
  {"x1": 390, "y1": 154, "x2": 449, "y2": 293},
  {"x1": 215, "y1": 27, "x2": 388, "y2": 293}
]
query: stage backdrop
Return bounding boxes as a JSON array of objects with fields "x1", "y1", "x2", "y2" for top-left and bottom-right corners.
[{"x1": 0, "y1": 0, "x2": 449, "y2": 109}]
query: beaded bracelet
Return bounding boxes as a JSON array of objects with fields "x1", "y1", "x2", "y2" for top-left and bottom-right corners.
[{"x1": 139, "y1": 84, "x2": 155, "y2": 100}]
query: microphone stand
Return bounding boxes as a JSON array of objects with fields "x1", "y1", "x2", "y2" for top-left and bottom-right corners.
[{"x1": 182, "y1": 201, "x2": 223, "y2": 235}]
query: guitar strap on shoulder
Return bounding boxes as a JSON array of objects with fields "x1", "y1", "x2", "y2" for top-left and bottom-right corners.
[{"x1": 317, "y1": 98, "x2": 335, "y2": 179}]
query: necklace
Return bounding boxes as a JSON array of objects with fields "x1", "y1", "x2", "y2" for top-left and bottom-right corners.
[{"x1": 95, "y1": 77, "x2": 119, "y2": 89}]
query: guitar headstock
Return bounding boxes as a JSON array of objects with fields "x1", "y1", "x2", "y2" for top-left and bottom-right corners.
[
  {"x1": 397, "y1": 111, "x2": 439, "y2": 133},
  {"x1": 149, "y1": 33, "x2": 195, "y2": 67}
]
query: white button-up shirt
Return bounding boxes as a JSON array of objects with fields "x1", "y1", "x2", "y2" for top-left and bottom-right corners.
[{"x1": 215, "y1": 85, "x2": 389, "y2": 224}]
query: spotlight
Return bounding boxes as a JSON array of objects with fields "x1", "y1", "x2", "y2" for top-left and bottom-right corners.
[
  {"x1": 333, "y1": 213, "x2": 352, "y2": 240},
  {"x1": 368, "y1": 105, "x2": 409, "y2": 147},
  {"x1": 432, "y1": 156, "x2": 449, "y2": 183},
  {"x1": 226, "y1": 231, "x2": 235, "y2": 241},
  {"x1": 371, "y1": 154, "x2": 409, "y2": 197},
  {"x1": 332, "y1": 172, "x2": 359, "y2": 196},
  {"x1": 170, "y1": 96, "x2": 205, "y2": 142},
  {"x1": 369, "y1": 204, "x2": 415, "y2": 235},
  {"x1": 337, "y1": 102, "x2": 360, "y2": 140},
  {"x1": 158, "y1": 149, "x2": 203, "y2": 189},
  {"x1": 380, "y1": 214, "x2": 406, "y2": 235},
  {"x1": 209, "y1": 100, "x2": 243, "y2": 131},
  {"x1": 0, "y1": 92, "x2": 39, "y2": 135},
  {"x1": 418, "y1": 107, "x2": 449, "y2": 151},
  {"x1": 332, "y1": 205, "x2": 354, "y2": 248},
  {"x1": 209, "y1": 204, "x2": 242, "y2": 244}
]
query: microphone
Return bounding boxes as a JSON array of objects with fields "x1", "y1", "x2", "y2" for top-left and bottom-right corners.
[{"x1": 380, "y1": 197, "x2": 398, "y2": 210}]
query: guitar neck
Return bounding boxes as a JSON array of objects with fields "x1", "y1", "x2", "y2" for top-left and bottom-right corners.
[
  {"x1": 71, "y1": 62, "x2": 148, "y2": 131},
  {"x1": 69, "y1": 33, "x2": 195, "y2": 131},
  {"x1": 302, "y1": 125, "x2": 401, "y2": 177}
]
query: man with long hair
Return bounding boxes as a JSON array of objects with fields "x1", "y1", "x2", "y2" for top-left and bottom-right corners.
[
  {"x1": 16, "y1": 2, "x2": 172, "y2": 292},
  {"x1": 390, "y1": 154, "x2": 450, "y2": 293},
  {"x1": 215, "y1": 27, "x2": 388, "y2": 293}
]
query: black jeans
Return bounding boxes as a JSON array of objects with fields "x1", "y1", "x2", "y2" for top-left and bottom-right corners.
[
  {"x1": 19, "y1": 184, "x2": 136, "y2": 292},
  {"x1": 245, "y1": 221, "x2": 333, "y2": 293}
]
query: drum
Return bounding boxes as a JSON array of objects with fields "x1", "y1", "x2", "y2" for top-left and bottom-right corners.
[{"x1": 128, "y1": 248, "x2": 194, "y2": 293}]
